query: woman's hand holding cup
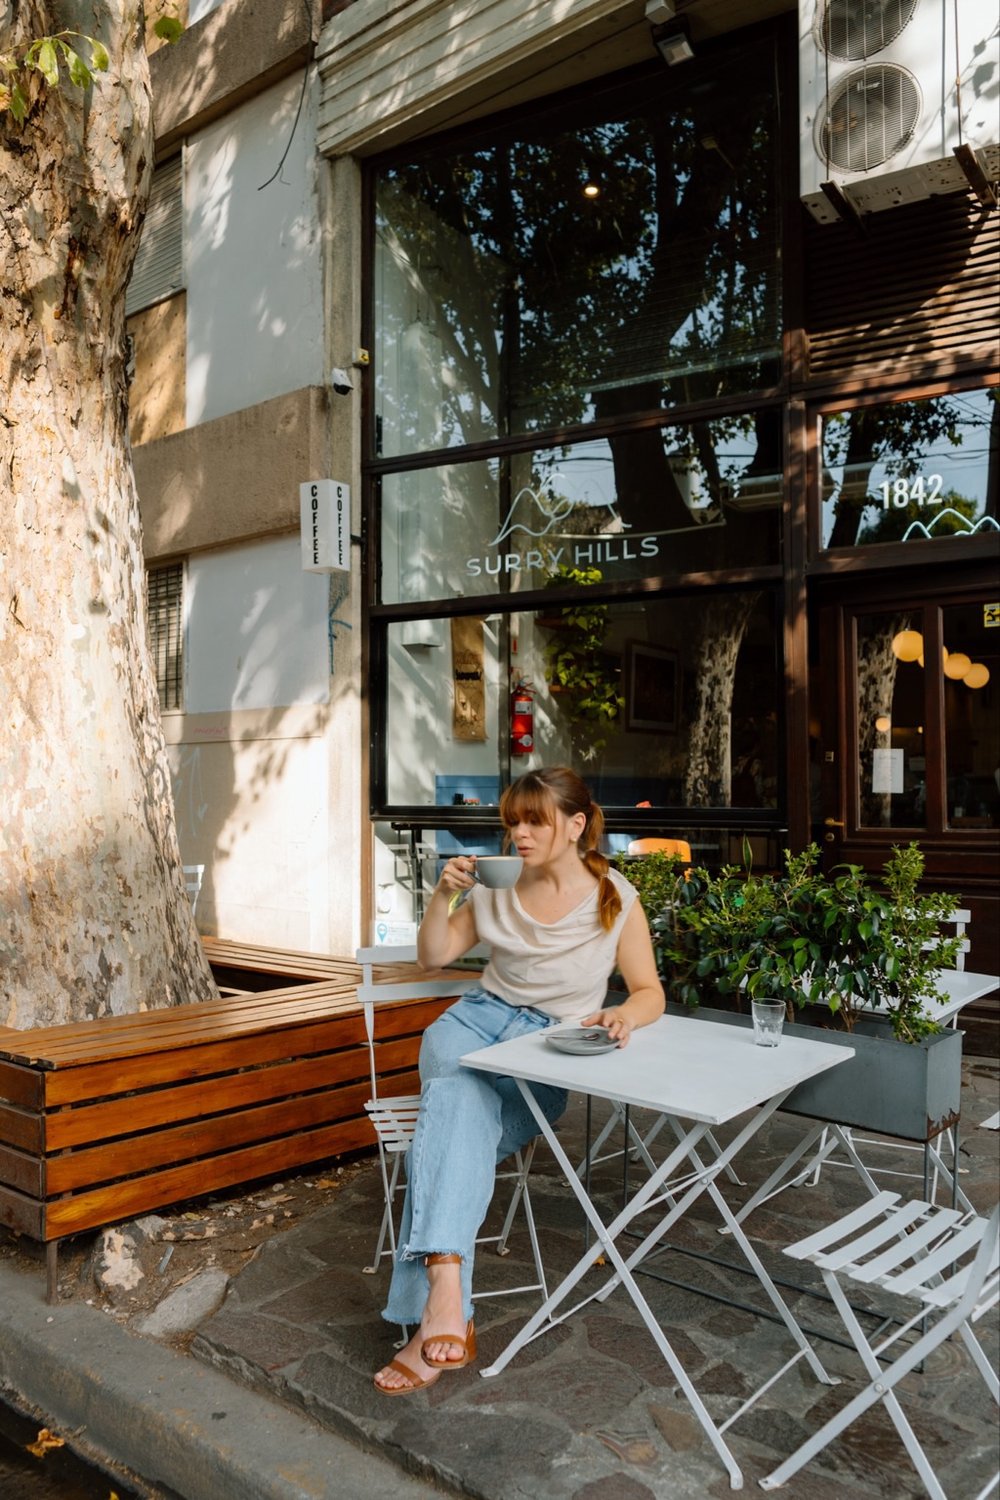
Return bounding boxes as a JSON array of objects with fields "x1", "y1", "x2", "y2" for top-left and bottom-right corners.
[{"x1": 438, "y1": 855, "x2": 477, "y2": 897}]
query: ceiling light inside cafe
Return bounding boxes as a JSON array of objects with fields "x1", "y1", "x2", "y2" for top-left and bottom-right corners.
[
  {"x1": 891, "y1": 628, "x2": 923, "y2": 662},
  {"x1": 943, "y1": 652, "x2": 972, "y2": 679}
]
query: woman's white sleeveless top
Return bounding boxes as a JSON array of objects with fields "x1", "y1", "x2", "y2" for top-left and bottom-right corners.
[{"x1": 470, "y1": 866, "x2": 637, "y2": 1021}]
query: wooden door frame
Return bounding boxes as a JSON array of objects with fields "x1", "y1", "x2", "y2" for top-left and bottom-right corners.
[{"x1": 811, "y1": 561, "x2": 999, "y2": 882}]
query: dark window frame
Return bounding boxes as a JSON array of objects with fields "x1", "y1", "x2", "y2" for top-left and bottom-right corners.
[{"x1": 362, "y1": 25, "x2": 794, "y2": 831}]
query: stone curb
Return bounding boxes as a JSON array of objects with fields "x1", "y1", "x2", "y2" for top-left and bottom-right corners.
[{"x1": 0, "y1": 1257, "x2": 448, "y2": 1500}]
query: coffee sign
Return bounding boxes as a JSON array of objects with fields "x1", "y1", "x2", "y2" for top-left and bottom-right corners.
[{"x1": 300, "y1": 480, "x2": 350, "y2": 573}]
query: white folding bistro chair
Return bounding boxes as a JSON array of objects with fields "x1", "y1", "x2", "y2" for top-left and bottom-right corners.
[
  {"x1": 755, "y1": 1190, "x2": 999, "y2": 1499},
  {"x1": 355, "y1": 945, "x2": 548, "y2": 1306},
  {"x1": 183, "y1": 863, "x2": 205, "y2": 915}
]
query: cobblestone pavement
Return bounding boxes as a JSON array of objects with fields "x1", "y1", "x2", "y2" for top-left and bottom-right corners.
[
  {"x1": 186, "y1": 1057, "x2": 999, "y2": 1500},
  {"x1": 3, "y1": 1054, "x2": 996, "y2": 1500}
]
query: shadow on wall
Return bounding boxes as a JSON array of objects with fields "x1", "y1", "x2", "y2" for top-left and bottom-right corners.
[{"x1": 166, "y1": 536, "x2": 350, "y2": 950}]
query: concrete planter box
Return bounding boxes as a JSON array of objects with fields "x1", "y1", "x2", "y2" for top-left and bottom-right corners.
[{"x1": 666, "y1": 1003, "x2": 963, "y2": 1142}]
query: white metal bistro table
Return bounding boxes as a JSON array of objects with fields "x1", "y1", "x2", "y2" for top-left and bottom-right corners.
[{"x1": 461, "y1": 1016, "x2": 854, "y2": 1491}]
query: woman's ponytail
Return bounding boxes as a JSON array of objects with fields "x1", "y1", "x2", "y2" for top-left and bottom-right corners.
[{"x1": 579, "y1": 802, "x2": 621, "y2": 932}]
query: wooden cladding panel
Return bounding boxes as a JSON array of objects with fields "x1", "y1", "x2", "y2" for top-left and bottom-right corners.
[
  {"x1": 803, "y1": 189, "x2": 1000, "y2": 384},
  {"x1": 0, "y1": 1183, "x2": 44, "y2": 1239},
  {"x1": 43, "y1": 1080, "x2": 376, "y2": 1194},
  {"x1": 0, "y1": 1144, "x2": 43, "y2": 1197},
  {"x1": 41, "y1": 1048, "x2": 366, "y2": 1151},
  {"x1": 43, "y1": 1116, "x2": 374, "y2": 1239},
  {"x1": 0, "y1": 982, "x2": 361, "y2": 1064},
  {"x1": 0, "y1": 950, "x2": 459, "y2": 1252},
  {"x1": 0, "y1": 1102, "x2": 43, "y2": 1152},
  {"x1": 0, "y1": 1060, "x2": 44, "y2": 1110}
]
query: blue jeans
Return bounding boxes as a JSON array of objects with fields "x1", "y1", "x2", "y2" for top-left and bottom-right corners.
[{"x1": 382, "y1": 987, "x2": 567, "y2": 1327}]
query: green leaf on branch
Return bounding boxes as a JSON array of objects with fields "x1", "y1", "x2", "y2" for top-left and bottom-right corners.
[
  {"x1": 0, "y1": 30, "x2": 110, "y2": 117},
  {"x1": 66, "y1": 48, "x2": 93, "y2": 90},
  {"x1": 34, "y1": 39, "x2": 59, "y2": 85},
  {"x1": 153, "y1": 18, "x2": 185, "y2": 44},
  {"x1": 9, "y1": 80, "x2": 28, "y2": 121}
]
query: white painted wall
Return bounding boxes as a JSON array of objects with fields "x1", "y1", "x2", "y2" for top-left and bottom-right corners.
[
  {"x1": 167, "y1": 535, "x2": 336, "y2": 950},
  {"x1": 185, "y1": 70, "x2": 324, "y2": 427},
  {"x1": 168, "y1": 731, "x2": 331, "y2": 951},
  {"x1": 186, "y1": 535, "x2": 330, "y2": 712}
]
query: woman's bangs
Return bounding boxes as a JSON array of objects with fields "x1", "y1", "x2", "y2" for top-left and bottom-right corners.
[{"x1": 500, "y1": 781, "x2": 556, "y2": 829}]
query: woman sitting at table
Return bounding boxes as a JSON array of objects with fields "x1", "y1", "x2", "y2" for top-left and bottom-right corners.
[{"x1": 374, "y1": 765, "x2": 665, "y2": 1395}]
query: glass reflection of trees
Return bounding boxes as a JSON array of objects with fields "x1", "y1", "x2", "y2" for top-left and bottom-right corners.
[
  {"x1": 375, "y1": 38, "x2": 781, "y2": 457},
  {"x1": 822, "y1": 389, "x2": 1000, "y2": 550}
]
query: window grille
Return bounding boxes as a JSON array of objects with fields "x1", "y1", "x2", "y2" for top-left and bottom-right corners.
[
  {"x1": 126, "y1": 154, "x2": 184, "y2": 315},
  {"x1": 146, "y1": 563, "x2": 184, "y2": 710}
]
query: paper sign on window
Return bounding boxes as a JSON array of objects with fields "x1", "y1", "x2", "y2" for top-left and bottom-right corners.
[{"x1": 872, "y1": 747, "x2": 904, "y2": 795}]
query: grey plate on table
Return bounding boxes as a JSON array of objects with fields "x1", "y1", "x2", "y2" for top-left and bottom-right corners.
[{"x1": 545, "y1": 1028, "x2": 618, "y2": 1055}]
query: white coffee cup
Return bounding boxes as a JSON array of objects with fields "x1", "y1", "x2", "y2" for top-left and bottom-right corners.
[{"x1": 474, "y1": 855, "x2": 523, "y2": 888}]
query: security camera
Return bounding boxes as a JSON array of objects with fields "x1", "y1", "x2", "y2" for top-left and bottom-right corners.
[{"x1": 330, "y1": 367, "x2": 354, "y2": 395}]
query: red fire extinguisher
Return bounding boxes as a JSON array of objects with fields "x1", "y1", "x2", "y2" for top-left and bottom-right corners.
[{"x1": 511, "y1": 681, "x2": 534, "y2": 756}]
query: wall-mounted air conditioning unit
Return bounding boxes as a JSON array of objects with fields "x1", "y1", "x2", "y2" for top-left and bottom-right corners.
[{"x1": 800, "y1": 0, "x2": 999, "y2": 223}]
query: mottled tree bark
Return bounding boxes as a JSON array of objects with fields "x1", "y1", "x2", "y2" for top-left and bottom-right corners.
[
  {"x1": 682, "y1": 592, "x2": 760, "y2": 807},
  {"x1": 856, "y1": 614, "x2": 907, "y2": 829},
  {"x1": 1, "y1": 1, "x2": 216, "y2": 1025}
]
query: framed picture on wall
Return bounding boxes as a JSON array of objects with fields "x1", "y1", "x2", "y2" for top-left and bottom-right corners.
[{"x1": 625, "y1": 641, "x2": 678, "y2": 733}]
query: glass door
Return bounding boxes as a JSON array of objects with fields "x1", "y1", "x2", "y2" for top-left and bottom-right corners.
[{"x1": 817, "y1": 585, "x2": 999, "y2": 870}]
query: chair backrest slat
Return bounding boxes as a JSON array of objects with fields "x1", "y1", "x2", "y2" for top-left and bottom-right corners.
[{"x1": 355, "y1": 943, "x2": 488, "y2": 1101}]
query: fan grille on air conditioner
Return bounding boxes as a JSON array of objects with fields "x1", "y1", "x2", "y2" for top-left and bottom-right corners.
[
  {"x1": 820, "y1": 0, "x2": 919, "y2": 62},
  {"x1": 819, "y1": 64, "x2": 921, "y2": 172}
]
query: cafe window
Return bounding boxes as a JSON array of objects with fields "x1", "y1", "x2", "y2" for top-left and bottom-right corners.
[
  {"x1": 820, "y1": 388, "x2": 999, "y2": 552},
  {"x1": 378, "y1": 415, "x2": 783, "y2": 605},
  {"x1": 368, "y1": 32, "x2": 787, "y2": 828},
  {"x1": 943, "y1": 601, "x2": 998, "y2": 831},
  {"x1": 373, "y1": 39, "x2": 782, "y2": 459},
  {"x1": 853, "y1": 600, "x2": 998, "y2": 833},
  {"x1": 380, "y1": 589, "x2": 780, "y2": 818}
]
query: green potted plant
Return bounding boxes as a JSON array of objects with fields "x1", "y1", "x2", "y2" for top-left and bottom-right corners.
[
  {"x1": 616, "y1": 841, "x2": 965, "y2": 1142},
  {"x1": 621, "y1": 841, "x2": 959, "y2": 1043},
  {"x1": 537, "y1": 564, "x2": 623, "y2": 759}
]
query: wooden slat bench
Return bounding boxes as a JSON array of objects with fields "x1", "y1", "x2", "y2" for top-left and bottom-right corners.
[
  {"x1": 0, "y1": 960, "x2": 467, "y2": 1301},
  {"x1": 200, "y1": 936, "x2": 359, "y2": 992}
]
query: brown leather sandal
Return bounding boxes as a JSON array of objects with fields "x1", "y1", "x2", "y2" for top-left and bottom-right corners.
[
  {"x1": 421, "y1": 1253, "x2": 477, "y2": 1370},
  {"x1": 421, "y1": 1318, "x2": 476, "y2": 1370},
  {"x1": 373, "y1": 1357, "x2": 442, "y2": 1396}
]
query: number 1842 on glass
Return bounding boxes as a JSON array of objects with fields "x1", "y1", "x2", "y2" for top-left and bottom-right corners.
[{"x1": 880, "y1": 475, "x2": 944, "y2": 509}]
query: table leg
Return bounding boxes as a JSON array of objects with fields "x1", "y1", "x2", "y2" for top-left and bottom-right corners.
[
  {"x1": 729, "y1": 1120, "x2": 887, "y2": 1228},
  {"x1": 46, "y1": 1241, "x2": 59, "y2": 1304},
  {"x1": 481, "y1": 1084, "x2": 749, "y2": 1489},
  {"x1": 922, "y1": 1133, "x2": 975, "y2": 1214},
  {"x1": 594, "y1": 1111, "x2": 837, "y2": 1388}
]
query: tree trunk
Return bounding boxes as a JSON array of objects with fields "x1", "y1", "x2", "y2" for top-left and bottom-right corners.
[
  {"x1": 856, "y1": 613, "x2": 907, "y2": 829},
  {"x1": 682, "y1": 592, "x2": 760, "y2": 806},
  {"x1": 1, "y1": 1, "x2": 217, "y2": 1026}
]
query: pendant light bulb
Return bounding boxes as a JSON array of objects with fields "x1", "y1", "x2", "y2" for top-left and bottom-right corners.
[{"x1": 891, "y1": 629, "x2": 923, "y2": 662}]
